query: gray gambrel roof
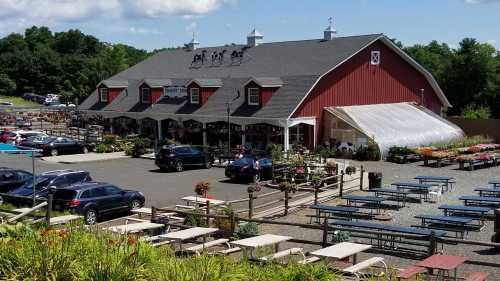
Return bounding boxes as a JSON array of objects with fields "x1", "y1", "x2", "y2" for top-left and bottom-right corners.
[{"x1": 79, "y1": 34, "x2": 450, "y2": 119}]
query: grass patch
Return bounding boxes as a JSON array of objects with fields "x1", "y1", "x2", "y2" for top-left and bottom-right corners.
[{"x1": 0, "y1": 95, "x2": 39, "y2": 107}]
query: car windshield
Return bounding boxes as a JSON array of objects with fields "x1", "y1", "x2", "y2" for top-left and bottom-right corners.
[
  {"x1": 21, "y1": 175, "x2": 56, "y2": 190},
  {"x1": 53, "y1": 189, "x2": 77, "y2": 200}
]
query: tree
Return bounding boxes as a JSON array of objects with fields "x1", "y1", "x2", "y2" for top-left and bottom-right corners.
[{"x1": 0, "y1": 73, "x2": 16, "y2": 96}]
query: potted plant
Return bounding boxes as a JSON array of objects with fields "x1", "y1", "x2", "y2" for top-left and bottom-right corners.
[
  {"x1": 325, "y1": 159, "x2": 337, "y2": 175},
  {"x1": 345, "y1": 166, "x2": 357, "y2": 175},
  {"x1": 214, "y1": 207, "x2": 235, "y2": 237},
  {"x1": 195, "y1": 181, "x2": 211, "y2": 198},
  {"x1": 278, "y1": 181, "x2": 297, "y2": 193}
]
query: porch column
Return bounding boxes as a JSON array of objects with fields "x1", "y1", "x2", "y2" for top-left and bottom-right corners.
[
  {"x1": 202, "y1": 123, "x2": 207, "y2": 147},
  {"x1": 313, "y1": 122, "x2": 317, "y2": 149},
  {"x1": 241, "y1": 124, "x2": 246, "y2": 146},
  {"x1": 157, "y1": 120, "x2": 162, "y2": 140},
  {"x1": 284, "y1": 123, "x2": 290, "y2": 151}
]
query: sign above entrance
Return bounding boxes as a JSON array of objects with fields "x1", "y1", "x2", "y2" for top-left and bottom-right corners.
[{"x1": 164, "y1": 86, "x2": 187, "y2": 99}]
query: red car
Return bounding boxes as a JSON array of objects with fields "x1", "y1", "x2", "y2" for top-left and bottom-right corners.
[{"x1": 0, "y1": 130, "x2": 16, "y2": 144}]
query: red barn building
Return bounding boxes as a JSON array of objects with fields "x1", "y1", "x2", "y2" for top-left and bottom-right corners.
[{"x1": 79, "y1": 24, "x2": 457, "y2": 153}]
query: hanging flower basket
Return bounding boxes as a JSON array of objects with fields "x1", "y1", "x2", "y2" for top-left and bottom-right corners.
[{"x1": 195, "y1": 181, "x2": 211, "y2": 198}]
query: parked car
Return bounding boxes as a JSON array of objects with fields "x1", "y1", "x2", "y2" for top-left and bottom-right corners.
[
  {"x1": 225, "y1": 156, "x2": 273, "y2": 183},
  {"x1": 38, "y1": 137, "x2": 90, "y2": 156},
  {"x1": 52, "y1": 182, "x2": 145, "y2": 224},
  {"x1": 1, "y1": 130, "x2": 46, "y2": 145},
  {"x1": 0, "y1": 130, "x2": 16, "y2": 143},
  {"x1": 0, "y1": 168, "x2": 33, "y2": 193},
  {"x1": 18, "y1": 134, "x2": 52, "y2": 148},
  {"x1": 155, "y1": 145, "x2": 212, "y2": 172},
  {"x1": 7, "y1": 170, "x2": 92, "y2": 199},
  {"x1": 0, "y1": 101, "x2": 13, "y2": 106}
]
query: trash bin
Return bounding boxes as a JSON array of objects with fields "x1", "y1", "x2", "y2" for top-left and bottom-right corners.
[{"x1": 368, "y1": 172, "x2": 382, "y2": 190}]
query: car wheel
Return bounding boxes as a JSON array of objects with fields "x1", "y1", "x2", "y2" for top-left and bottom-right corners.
[
  {"x1": 175, "y1": 162, "x2": 183, "y2": 172},
  {"x1": 84, "y1": 209, "x2": 98, "y2": 225},
  {"x1": 82, "y1": 147, "x2": 89, "y2": 154},
  {"x1": 50, "y1": 149, "x2": 59, "y2": 156},
  {"x1": 130, "y1": 199, "x2": 141, "y2": 210}
]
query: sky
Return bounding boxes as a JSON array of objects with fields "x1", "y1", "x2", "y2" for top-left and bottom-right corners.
[{"x1": 0, "y1": 0, "x2": 499, "y2": 51}]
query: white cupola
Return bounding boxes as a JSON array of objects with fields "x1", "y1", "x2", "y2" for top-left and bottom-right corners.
[
  {"x1": 187, "y1": 32, "x2": 200, "y2": 51},
  {"x1": 323, "y1": 17, "x2": 337, "y2": 40},
  {"x1": 247, "y1": 28, "x2": 264, "y2": 47}
]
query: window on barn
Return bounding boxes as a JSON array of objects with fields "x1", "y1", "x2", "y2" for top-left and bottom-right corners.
[
  {"x1": 100, "y1": 88, "x2": 108, "y2": 102},
  {"x1": 141, "y1": 88, "x2": 151, "y2": 103},
  {"x1": 190, "y1": 88, "x2": 200, "y2": 104},
  {"x1": 247, "y1": 88, "x2": 260, "y2": 106},
  {"x1": 371, "y1": 50, "x2": 381, "y2": 65}
]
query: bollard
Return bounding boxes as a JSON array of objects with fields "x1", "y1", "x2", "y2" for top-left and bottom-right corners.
[
  {"x1": 322, "y1": 218, "x2": 329, "y2": 247},
  {"x1": 314, "y1": 186, "x2": 319, "y2": 205},
  {"x1": 230, "y1": 212, "x2": 236, "y2": 234},
  {"x1": 248, "y1": 191, "x2": 254, "y2": 219},
  {"x1": 205, "y1": 201, "x2": 210, "y2": 226},
  {"x1": 428, "y1": 231, "x2": 437, "y2": 256},
  {"x1": 359, "y1": 165, "x2": 364, "y2": 191},
  {"x1": 339, "y1": 170, "x2": 344, "y2": 197},
  {"x1": 284, "y1": 189, "x2": 289, "y2": 216},
  {"x1": 45, "y1": 193, "x2": 53, "y2": 225}
]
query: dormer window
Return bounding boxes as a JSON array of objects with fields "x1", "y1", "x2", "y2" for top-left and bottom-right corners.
[
  {"x1": 99, "y1": 88, "x2": 108, "y2": 102},
  {"x1": 247, "y1": 88, "x2": 260, "y2": 106},
  {"x1": 141, "y1": 87, "x2": 151, "y2": 103},
  {"x1": 190, "y1": 88, "x2": 200, "y2": 104}
]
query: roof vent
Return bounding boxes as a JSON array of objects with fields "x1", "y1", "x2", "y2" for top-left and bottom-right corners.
[
  {"x1": 247, "y1": 28, "x2": 263, "y2": 47},
  {"x1": 323, "y1": 17, "x2": 337, "y2": 40}
]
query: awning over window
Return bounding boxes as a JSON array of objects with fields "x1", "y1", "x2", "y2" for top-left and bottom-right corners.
[{"x1": 325, "y1": 103, "x2": 464, "y2": 156}]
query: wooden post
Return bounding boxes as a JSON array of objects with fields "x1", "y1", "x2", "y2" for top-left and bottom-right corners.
[
  {"x1": 230, "y1": 212, "x2": 236, "y2": 234},
  {"x1": 284, "y1": 189, "x2": 289, "y2": 216},
  {"x1": 151, "y1": 206, "x2": 157, "y2": 222},
  {"x1": 248, "y1": 191, "x2": 254, "y2": 219},
  {"x1": 359, "y1": 165, "x2": 364, "y2": 191},
  {"x1": 339, "y1": 170, "x2": 344, "y2": 197},
  {"x1": 205, "y1": 201, "x2": 211, "y2": 226},
  {"x1": 45, "y1": 193, "x2": 53, "y2": 225},
  {"x1": 314, "y1": 186, "x2": 319, "y2": 205},
  {"x1": 428, "y1": 231, "x2": 437, "y2": 257},
  {"x1": 322, "y1": 218, "x2": 328, "y2": 247}
]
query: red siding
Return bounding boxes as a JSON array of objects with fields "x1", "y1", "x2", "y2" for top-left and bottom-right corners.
[
  {"x1": 99, "y1": 85, "x2": 124, "y2": 103},
  {"x1": 293, "y1": 40, "x2": 443, "y2": 121},
  {"x1": 187, "y1": 83, "x2": 216, "y2": 105},
  {"x1": 151, "y1": 88, "x2": 163, "y2": 103},
  {"x1": 261, "y1": 87, "x2": 279, "y2": 106}
]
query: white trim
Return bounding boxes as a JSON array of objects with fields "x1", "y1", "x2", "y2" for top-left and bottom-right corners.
[
  {"x1": 186, "y1": 79, "x2": 222, "y2": 88},
  {"x1": 288, "y1": 34, "x2": 451, "y2": 119},
  {"x1": 247, "y1": 87, "x2": 260, "y2": 106},
  {"x1": 99, "y1": 88, "x2": 108, "y2": 102},
  {"x1": 141, "y1": 87, "x2": 151, "y2": 104},
  {"x1": 243, "y1": 78, "x2": 283, "y2": 88},
  {"x1": 190, "y1": 88, "x2": 200, "y2": 104}
]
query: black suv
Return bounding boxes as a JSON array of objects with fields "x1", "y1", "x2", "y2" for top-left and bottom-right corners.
[
  {"x1": 52, "y1": 182, "x2": 145, "y2": 225},
  {"x1": 7, "y1": 170, "x2": 92, "y2": 199},
  {"x1": 155, "y1": 145, "x2": 212, "y2": 172},
  {"x1": 0, "y1": 168, "x2": 33, "y2": 193}
]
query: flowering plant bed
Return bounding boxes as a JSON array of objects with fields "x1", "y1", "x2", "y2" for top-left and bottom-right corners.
[{"x1": 458, "y1": 151, "x2": 500, "y2": 171}]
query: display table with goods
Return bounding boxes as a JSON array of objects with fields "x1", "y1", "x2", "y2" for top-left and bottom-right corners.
[
  {"x1": 417, "y1": 147, "x2": 458, "y2": 167},
  {"x1": 457, "y1": 151, "x2": 500, "y2": 171}
]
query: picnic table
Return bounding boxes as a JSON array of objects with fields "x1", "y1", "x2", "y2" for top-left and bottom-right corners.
[
  {"x1": 414, "y1": 214, "x2": 475, "y2": 239},
  {"x1": 416, "y1": 254, "x2": 467, "y2": 281},
  {"x1": 368, "y1": 187, "x2": 409, "y2": 207},
  {"x1": 488, "y1": 179, "x2": 500, "y2": 188},
  {"x1": 460, "y1": 195, "x2": 500, "y2": 207},
  {"x1": 439, "y1": 204, "x2": 490, "y2": 222},
  {"x1": 415, "y1": 176, "x2": 455, "y2": 192},
  {"x1": 181, "y1": 196, "x2": 225, "y2": 207},
  {"x1": 230, "y1": 234, "x2": 292, "y2": 259},
  {"x1": 310, "y1": 242, "x2": 371, "y2": 264},
  {"x1": 160, "y1": 227, "x2": 218, "y2": 251},
  {"x1": 474, "y1": 187, "x2": 500, "y2": 197},
  {"x1": 106, "y1": 222, "x2": 164, "y2": 234},
  {"x1": 391, "y1": 182, "x2": 433, "y2": 201},
  {"x1": 309, "y1": 204, "x2": 360, "y2": 223},
  {"x1": 342, "y1": 195, "x2": 386, "y2": 214}
]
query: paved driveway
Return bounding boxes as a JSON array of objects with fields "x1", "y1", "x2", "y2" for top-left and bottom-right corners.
[{"x1": 0, "y1": 154, "x2": 252, "y2": 208}]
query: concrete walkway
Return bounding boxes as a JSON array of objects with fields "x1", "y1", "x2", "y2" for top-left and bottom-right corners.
[{"x1": 41, "y1": 152, "x2": 129, "y2": 164}]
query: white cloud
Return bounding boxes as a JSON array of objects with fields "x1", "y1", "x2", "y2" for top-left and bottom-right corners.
[
  {"x1": 185, "y1": 22, "x2": 198, "y2": 33},
  {"x1": 0, "y1": 0, "x2": 233, "y2": 34},
  {"x1": 128, "y1": 27, "x2": 162, "y2": 35},
  {"x1": 486, "y1": 39, "x2": 497, "y2": 45},
  {"x1": 464, "y1": 0, "x2": 500, "y2": 4}
]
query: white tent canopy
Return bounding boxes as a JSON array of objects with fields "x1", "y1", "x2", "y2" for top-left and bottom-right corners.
[{"x1": 326, "y1": 103, "x2": 464, "y2": 156}]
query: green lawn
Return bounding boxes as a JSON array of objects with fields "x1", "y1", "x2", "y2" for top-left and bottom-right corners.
[{"x1": 0, "y1": 95, "x2": 40, "y2": 107}]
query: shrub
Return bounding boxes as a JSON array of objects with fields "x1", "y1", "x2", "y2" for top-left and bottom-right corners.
[
  {"x1": 236, "y1": 222, "x2": 259, "y2": 238},
  {"x1": 95, "y1": 143, "x2": 113, "y2": 153},
  {"x1": 266, "y1": 143, "x2": 284, "y2": 162},
  {"x1": 183, "y1": 210, "x2": 207, "y2": 227},
  {"x1": 125, "y1": 137, "x2": 151, "y2": 157},
  {"x1": 461, "y1": 105, "x2": 491, "y2": 119}
]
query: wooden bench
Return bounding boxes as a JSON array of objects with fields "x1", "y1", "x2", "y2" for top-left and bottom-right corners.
[
  {"x1": 298, "y1": 256, "x2": 321, "y2": 264},
  {"x1": 464, "y1": 271, "x2": 489, "y2": 281},
  {"x1": 215, "y1": 247, "x2": 241, "y2": 255},
  {"x1": 185, "y1": 239, "x2": 230, "y2": 255},
  {"x1": 396, "y1": 266, "x2": 426, "y2": 280},
  {"x1": 259, "y1": 247, "x2": 304, "y2": 262},
  {"x1": 343, "y1": 257, "x2": 387, "y2": 279}
]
